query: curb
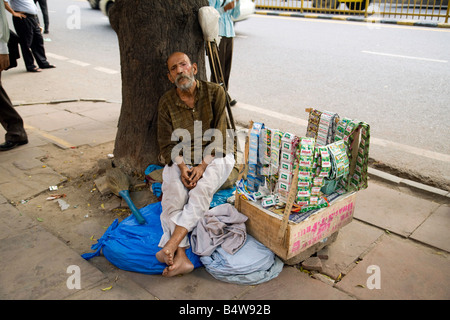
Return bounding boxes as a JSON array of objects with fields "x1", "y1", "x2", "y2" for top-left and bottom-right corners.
[
  {"x1": 12, "y1": 98, "x2": 112, "y2": 107},
  {"x1": 256, "y1": 10, "x2": 450, "y2": 28},
  {"x1": 368, "y1": 167, "x2": 450, "y2": 201}
]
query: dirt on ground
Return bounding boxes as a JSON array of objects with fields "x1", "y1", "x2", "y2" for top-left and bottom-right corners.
[{"x1": 16, "y1": 141, "x2": 159, "y2": 256}]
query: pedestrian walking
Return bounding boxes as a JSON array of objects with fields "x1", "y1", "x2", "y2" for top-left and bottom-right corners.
[
  {"x1": 0, "y1": 0, "x2": 28, "y2": 151},
  {"x1": 209, "y1": 0, "x2": 240, "y2": 106},
  {"x1": 34, "y1": 0, "x2": 49, "y2": 34},
  {"x1": 4, "y1": 0, "x2": 55, "y2": 72}
]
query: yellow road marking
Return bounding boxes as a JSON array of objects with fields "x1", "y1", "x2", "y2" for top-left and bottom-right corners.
[{"x1": 24, "y1": 124, "x2": 74, "y2": 149}]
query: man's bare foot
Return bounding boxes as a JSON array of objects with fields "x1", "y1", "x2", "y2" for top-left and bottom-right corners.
[
  {"x1": 162, "y1": 248, "x2": 194, "y2": 277},
  {"x1": 156, "y1": 248, "x2": 174, "y2": 266},
  {"x1": 156, "y1": 227, "x2": 188, "y2": 266}
]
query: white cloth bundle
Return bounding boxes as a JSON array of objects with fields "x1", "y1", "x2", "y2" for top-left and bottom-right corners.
[{"x1": 198, "y1": 6, "x2": 220, "y2": 43}]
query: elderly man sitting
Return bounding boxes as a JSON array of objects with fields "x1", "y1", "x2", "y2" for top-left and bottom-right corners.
[{"x1": 156, "y1": 52, "x2": 235, "y2": 277}]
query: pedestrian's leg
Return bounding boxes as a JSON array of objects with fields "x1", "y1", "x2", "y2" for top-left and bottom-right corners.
[
  {"x1": 218, "y1": 37, "x2": 233, "y2": 89},
  {"x1": 29, "y1": 16, "x2": 52, "y2": 68},
  {"x1": 37, "y1": 0, "x2": 49, "y2": 33},
  {"x1": 0, "y1": 72, "x2": 28, "y2": 144},
  {"x1": 12, "y1": 16, "x2": 37, "y2": 71}
]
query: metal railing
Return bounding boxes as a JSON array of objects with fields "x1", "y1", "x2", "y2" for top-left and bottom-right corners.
[{"x1": 254, "y1": 0, "x2": 450, "y2": 23}]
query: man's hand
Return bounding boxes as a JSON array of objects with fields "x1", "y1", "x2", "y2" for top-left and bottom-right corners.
[
  {"x1": 187, "y1": 154, "x2": 214, "y2": 187},
  {"x1": 224, "y1": 0, "x2": 236, "y2": 11},
  {"x1": 189, "y1": 163, "x2": 207, "y2": 186},
  {"x1": 4, "y1": 1, "x2": 26, "y2": 18},
  {"x1": 0, "y1": 54, "x2": 10, "y2": 71},
  {"x1": 175, "y1": 155, "x2": 214, "y2": 190},
  {"x1": 178, "y1": 163, "x2": 196, "y2": 190},
  {"x1": 13, "y1": 11, "x2": 25, "y2": 18}
]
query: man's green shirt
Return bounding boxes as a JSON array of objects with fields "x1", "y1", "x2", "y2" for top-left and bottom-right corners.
[{"x1": 157, "y1": 80, "x2": 229, "y2": 165}]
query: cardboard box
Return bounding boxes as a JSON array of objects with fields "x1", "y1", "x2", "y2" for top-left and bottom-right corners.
[{"x1": 235, "y1": 192, "x2": 356, "y2": 262}]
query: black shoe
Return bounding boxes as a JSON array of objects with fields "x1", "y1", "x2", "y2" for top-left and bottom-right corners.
[
  {"x1": 230, "y1": 99, "x2": 237, "y2": 106},
  {"x1": 0, "y1": 140, "x2": 28, "y2": 151}
]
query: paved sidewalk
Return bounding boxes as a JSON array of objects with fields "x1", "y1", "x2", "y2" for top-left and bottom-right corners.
[{"x1": 0, "y1": 100, "x2": 449, "y2": 302}]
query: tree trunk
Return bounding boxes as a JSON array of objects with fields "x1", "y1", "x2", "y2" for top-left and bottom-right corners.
[{"x1": 109, "y1": 0, "x2": 209, "y2": 174}]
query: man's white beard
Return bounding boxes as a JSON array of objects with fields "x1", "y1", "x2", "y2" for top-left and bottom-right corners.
[{"x1": 175, "y1": 72, "x2": 195, "y2": 91}]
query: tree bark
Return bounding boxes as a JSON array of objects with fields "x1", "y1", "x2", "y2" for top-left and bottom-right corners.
[{"x1": 109, "y1": 0, "x2": 209, "y2": 174}]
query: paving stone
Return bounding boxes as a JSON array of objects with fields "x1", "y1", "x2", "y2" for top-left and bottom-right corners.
[
  {"x1": 0, "y1": 145, "x2": 46, "y2": 163},
  {"x1": 14, "y1": 104, "x2": 61, "y2": 117},
  {"x1": 0, "y1": 166, "x2": 11, "y2": 184},
  {"x1": 94, "y1": 176, "x2": 112, "y2": 195},
  {"x1": 301, "y1": 257, "x2": 323, "y2": 272},
  {"x1": 77, "y1": 103, "x2": 121, "y2": 124},
  {"x1": 321, "y1": 220, "x2": 384, "y2": 279},
  {"x1": 120, "y1": 266, "x2": 249, "y2": 300},
  {"x1": 0, "y1": 181, "x2": 37, "y2": 202},
  {"x1": 240, "y1": 266, "x2": 353, "y2": 300},
  {"x1": 0, "y1": 224, "x2": 106, "y2": 299},
  {"x1": 335, "y1": 235, "x2": 450, "y2": 300},
  {"x1": 354, "y1": 182, "x2": 440, "y2": 237},
  {"x1": 65, "y1": 275, "x2": 157, "y2": 300},
  {"x1": 317, "y1": 247, "x2": 329, "y2": 260},
  {"x1": 50, "y1": 121, "x2": 117, "y2": 148},
  {"x1": 0, "y1": 163, "x2": 66, "y2": 202},
  {"x1": 23, "y1": 110, "x2": 89, "y2": 131},
  {"x1": 13, "y1": 158, "x2": 45, "y2": 170},
  {"x1": 0, "y1": 203, "x2": 37, "y2": 240},
  {"x1": 410, "y1": 204, "x2": 450, "y2": 252}
]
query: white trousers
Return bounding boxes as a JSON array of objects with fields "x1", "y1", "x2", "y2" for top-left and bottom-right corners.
[{"x1": 158, "y1": 153, "x2": 235, "y2": 248}]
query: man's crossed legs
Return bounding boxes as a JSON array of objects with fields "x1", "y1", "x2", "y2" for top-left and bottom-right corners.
[{"x1": 156, "y1": 154, "x2": 235, "y2": 277}]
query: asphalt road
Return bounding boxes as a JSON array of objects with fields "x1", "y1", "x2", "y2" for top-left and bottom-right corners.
[
  {"x1": 229, "y1": 14, "x2": 450, "y2": 189},
  {"x1": 3, "y1": 0, "x2": 450, "y2": 189}
]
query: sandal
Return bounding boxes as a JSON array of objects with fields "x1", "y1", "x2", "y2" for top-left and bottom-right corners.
[{"x1": 27, "y1": 67, "x2": 42, "y2": 72}]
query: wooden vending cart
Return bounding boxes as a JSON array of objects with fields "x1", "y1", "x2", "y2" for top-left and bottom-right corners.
[
  {"x1": 235, "y1": 109, "x2": 368, "y2": 265},
  {"x1": 235, "y1": 190, "x2": 356, "y2": 265}
]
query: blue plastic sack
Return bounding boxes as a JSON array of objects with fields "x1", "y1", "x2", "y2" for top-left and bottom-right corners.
[
  {"x1": 82, "y1": 202, "x2": 203, "y2": 274},
  {"x1": 210, "y1": 187, "x2": 235, "y2": 208},
  {"x1": 145, "y1": 165, "x2": 163, "y2": 198}
]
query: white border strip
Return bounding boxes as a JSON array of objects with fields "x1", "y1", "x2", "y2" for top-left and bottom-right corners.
[{"x1": 362, "y1": 50, "x2": 448, "y2": 63}]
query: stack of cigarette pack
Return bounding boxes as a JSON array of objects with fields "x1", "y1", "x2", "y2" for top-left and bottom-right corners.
[
  {"x1": 276, "y1": 132, "x2": 299, "y2": 202},
  {"x1": 247, "y1": 122, "x2": 264, "y2": 192},
  {"x1": 334, "y1": 117, "x2": 370, "y2": 191},
  {"x1": 240, "y1": 110, "x2": 369, "y2": 214}
]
